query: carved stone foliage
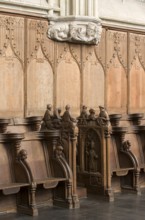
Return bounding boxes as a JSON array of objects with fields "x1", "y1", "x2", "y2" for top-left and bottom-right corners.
[
  {"x1": 48, "y1": 17, "x2": 102, "y2": 45},
  {"x1": 84, "y1": 129, "x2": 101, "y2": 173}
]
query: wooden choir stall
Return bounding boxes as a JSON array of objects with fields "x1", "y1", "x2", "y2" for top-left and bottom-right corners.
[{"x1": 1, "y1": 105, "x2": 145, "y2": 215}]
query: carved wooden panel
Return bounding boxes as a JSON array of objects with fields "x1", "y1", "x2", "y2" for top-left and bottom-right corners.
[
  {"x1": 82, "y1": 45, "x2": 105, "y2": 113},
  {"x1": 21, "y1": 140, "x2": 49, "y2": 179},
  {"x1": 0, "y1": 15, "x2": 24, "y2": 117},
  {"x1": 27, "y1": 19, "x2": 54, "y2": 116},
  {"x1": 106, "y1": 30, "x2": 127, "y2": 113},
  {"x1": 129, "y1": 33, "x2": 145, "y2": 112},
  {"x1": 56, "y1": 43, "x2": 80, "y2": 116},
  {"x1": 95, "y1": 28, "x2": 106, "y2": 69},
  {"x1": 1, "y1": 13, "x2": 145, "y2": 118},
  {"x1": 69, "y1": 44, "x2": 81, "y2": 69},
  {"x1": 27, "y1": 19, "x2": 54, "y2": 67}
]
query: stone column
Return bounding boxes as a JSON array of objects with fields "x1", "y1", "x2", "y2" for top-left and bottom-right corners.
[{"x1": 48, "y1": 0, "x2": 54, "y2": 16}]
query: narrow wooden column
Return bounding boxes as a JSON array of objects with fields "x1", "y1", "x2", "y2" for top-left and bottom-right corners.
[
  {"x1": 70, "y1": 129, "x2": 80, "y2": 208},
  {"x1": 104, "y1": 127, "x2": 114, "y2": 202}
]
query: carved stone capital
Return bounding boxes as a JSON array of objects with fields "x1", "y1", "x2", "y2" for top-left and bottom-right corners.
[{"x1": 48, "y1": 16, "x2": 102, "y2": 45}]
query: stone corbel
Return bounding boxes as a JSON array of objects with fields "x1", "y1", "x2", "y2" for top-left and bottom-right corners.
[{"x1": 47, "y1": 16, "x2": 102, "y2": 45}]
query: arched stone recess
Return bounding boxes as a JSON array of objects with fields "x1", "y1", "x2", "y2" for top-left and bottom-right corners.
[
  {"x1": 0, "y1": 44, "x2": 24, "y2": 117},
  {"x1": 56, "y1": 51, "x2": 80, "y2": 116},
  {"x1": 27, "y1": 47, "x2": 53, "y2": 116},
  {"x1": 129, "y1": 57, "x2": 145, "y2": 113},
  {"x1": 106, "y1": 56, "x2": 127, "y2": 114},
  {"x1": 82, "y1": 47, "x2": 104, "y2": 114}
]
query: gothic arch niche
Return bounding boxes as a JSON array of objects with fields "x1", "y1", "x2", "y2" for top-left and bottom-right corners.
[
  {"x1": 107, "y1": 56, "x2": 127, "y2": 113},
  {"x1": 129, "y1": 57, "x2": 145, "y2": 112},
  {"x1": 56, "y1": 52, "x2": 80, "y2": 116},
  {"x1": 83, "y1": 50, "x2": 104, "y2": 112},
  {"x1": 0, "y1": 45, "x2": 24, "y2": 117},
  {"x1": 84, "y1": 129, "x2": 101, "y2": 173},
  {"x1": 27, "y1": 47, "x2": 53, "y2": 116}
]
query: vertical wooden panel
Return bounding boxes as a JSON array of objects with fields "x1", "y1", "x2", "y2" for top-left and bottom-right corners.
[
  {"x1": 106, "y1": 30, "x2": 127, "y2": 113},
  {"x1": 129, "y1": 33, "x2": 145, "y2": 113},
  {"x1": 129, "y1": 58, "x2": 145, "y2": 111},
  {"x1": 0, "y1": 15, "x2": 24, "y2": 117},
  {"x1": 26, "y1": 19, "x2": 54, "y2": 116},
  {"x1": 27, "y1": 49, "x2": 53, "y2": 116},
  {"x1": 82, "y1": 46, "x2": 104, "y2": 113},
  {"x1": 56, "y1": 44, "x2": 80, "y2": 116},
  {"x1": 107, "y1": 56, "x2": 127, "y2": 112}
]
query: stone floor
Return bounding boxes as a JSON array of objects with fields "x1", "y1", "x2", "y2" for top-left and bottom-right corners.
[{"x1": 1, "y1": 193, "x2": 145, "y2": 220}]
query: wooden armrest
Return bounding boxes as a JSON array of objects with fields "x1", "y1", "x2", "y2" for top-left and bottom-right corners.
[
  {"x1": 0, "y1": 183, "x2": 29, "y2": 195},
  {"x1": 113, "y1": 168, "x2": 134, "y2": 176},
  {"x1": 35, "y1": 177, "x2": 67, "y2": 189}
]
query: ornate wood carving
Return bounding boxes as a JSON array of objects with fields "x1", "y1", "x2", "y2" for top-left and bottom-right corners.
[
  {"x1": 27, "y1": 20, "x2": 54, "y2": 67},
  {"x1": 95, "y1": 28, "x2": 106, "y2": 70},
  {"x1": 0, "y1": 15, "x2": 24, "y2": 66},
  {"x1": 106, "y1": 31, "x2": 127, "y2": 113},
  {"x1": 107, "y1": 30, "x2": 127, "y2": 70},
  {"x1": 129, "y1": 33, "x2": 145, "y2": 70},
  {"x1": 85, "y1": 129, "x2": 101, "y2": 173}
]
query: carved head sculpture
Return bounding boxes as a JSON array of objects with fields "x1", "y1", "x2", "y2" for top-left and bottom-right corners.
[
  {"x1": 99, "y1": 105, "x2": 104, "y2": 110},
  {"x1": 55, "y1": 145, "x2": 64, "y2": 158},
  {"x1": 65, "y1": 104, "x2": 70, "y2": 111},
  {"x1": 47, "y1": 104, "x2": 52, "y2": 110},
  {"x1": 89, "y1": 108, "x2": 95, "y2": 115},
  {"x1": 82, "y1": 105, "x2": 87, "y2": 110},
  {"x1": 58, "y1": 107, "x2": 61, "y2": 115},
  {"x1": 18, "y1": 149, "x2": 27, "y2": 160},
  {"x1": 88, "y1": 108, "x2": 96, "y2": 120},
  {"x1": 86, "y1": 22, "x2": 96, "y2": 37}
]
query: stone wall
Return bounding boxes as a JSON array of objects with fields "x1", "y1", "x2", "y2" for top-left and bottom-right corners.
[
  {"x1": 0, "y1": 13, "x2": 145, "y2": 117},
  {"x1": 99, "y1": 0, "x2": 145, "y2": 30}
]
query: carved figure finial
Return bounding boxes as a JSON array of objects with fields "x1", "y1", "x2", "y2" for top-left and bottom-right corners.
[{"x1": 97, "y1": 106, "x2": 110, "y2": 126}]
